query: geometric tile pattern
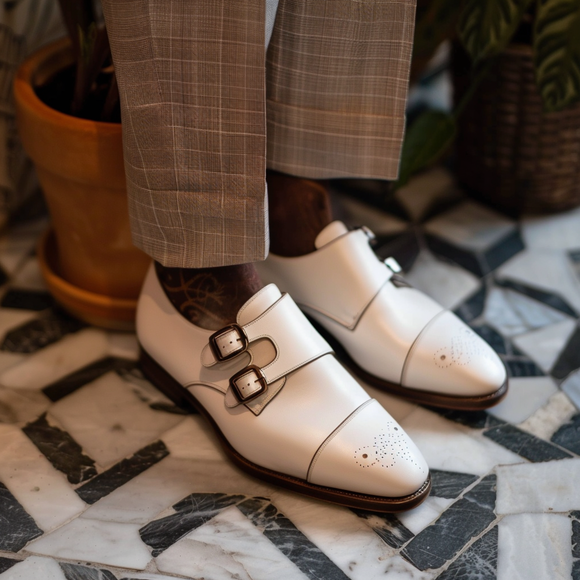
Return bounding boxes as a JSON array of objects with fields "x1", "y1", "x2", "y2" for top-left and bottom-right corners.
[{"x1": 1, "y1": 170, "x2": 580, "y2": 578}]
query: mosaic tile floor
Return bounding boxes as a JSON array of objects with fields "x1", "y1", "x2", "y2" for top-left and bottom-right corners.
[{"x1": 0, "y1": 168, "x2": 579, "y2": 580}]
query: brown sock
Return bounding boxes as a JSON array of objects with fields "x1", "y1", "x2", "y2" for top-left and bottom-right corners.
[
  {"x1": 267, "y1": 170, "x2": 333, "y2": 257},
  {"x1": 155, "y1": 262, "x2": 263, "y2": 330}
]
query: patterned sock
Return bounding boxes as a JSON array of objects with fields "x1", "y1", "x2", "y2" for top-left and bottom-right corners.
[
  {"x1": 267, "y1": 170, "x2": 333, "y2": 257},
  {"x1": 155, "y1": 262, "x2": 263, "y2": 330}
]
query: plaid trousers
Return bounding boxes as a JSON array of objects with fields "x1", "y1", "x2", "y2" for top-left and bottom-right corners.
[{"x1": 102, "y1": 0, "x2": 417, "y2": 268}]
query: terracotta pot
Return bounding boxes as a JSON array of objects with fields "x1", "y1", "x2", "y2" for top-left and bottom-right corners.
[{"x1": 14, "y1": 37, "x2": 150, "y2": 328}]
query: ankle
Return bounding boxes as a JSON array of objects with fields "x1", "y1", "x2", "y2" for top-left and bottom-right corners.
[
  {"x1": 155, "y1": 262, "x2": 263, "y2": 330},
  {"x1": 267, "y1": 170, "x2": 333, "y2": 257}
]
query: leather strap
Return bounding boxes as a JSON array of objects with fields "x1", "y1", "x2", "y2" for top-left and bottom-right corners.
[{"x1": 202, "y1": 293, "x2": 333, "y2": 383}]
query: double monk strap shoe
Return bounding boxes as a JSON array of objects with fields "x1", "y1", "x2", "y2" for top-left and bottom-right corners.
[
  {"x1": 257, "y1": 221, "x2": 508, "y2": 410},
  {"x1": 137, "y1": 265, "x2": 431, "y2": 512}
]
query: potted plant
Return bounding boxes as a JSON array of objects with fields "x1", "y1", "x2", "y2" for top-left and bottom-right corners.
[
  {"x1": 397, "y1": 0, "x2": 580, "y2": 215},
  {"x1": 13, "y1": 0, "x2": 150, "y2": 329}
]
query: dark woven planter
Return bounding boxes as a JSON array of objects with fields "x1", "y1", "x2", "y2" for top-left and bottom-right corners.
[{"x1": 454, "y1": 43, "x2": 580, "y2": 215}]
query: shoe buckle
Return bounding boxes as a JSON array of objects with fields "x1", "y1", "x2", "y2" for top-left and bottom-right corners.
[
  {"x1": 384, "y1": 257, "x2": 402, "y2": 273},
  {"x1": 209, "y1": 324, "x2": 248, "y2": 362},
  {"x1": 229, "y1": 365, "x2": 268, "y2": 403}
]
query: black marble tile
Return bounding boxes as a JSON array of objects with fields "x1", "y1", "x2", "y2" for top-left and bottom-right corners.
[
  {"x1": 352, "y1": 510, "x2": 414, "y2": 549},
  {"x1": 551, "y1": 414, "x2": 580, "y2": 455},
  {"x1": 76, "y1": 440, "x2": 169, "y2": 505},
  {"x1": 495, "y1": 279, "x2": 578, "y2": 318},
  {"x1": 505, "y1": 358, "x2": 545, "y2": 378},
  {"x1": 60, "y1": 562, "x2": 118, "y2": 580},
  {"x1": 484, "y1": 424, "x2": 573, "y2": 462},
  {"x1": 429, "y1": 408, "x2": 503, "y2": 430},
  {"x1": 140, "y1": 492, "x2": 245, "y2": 556},
  {"x1": 571, "y1": 511, "x2": 580, "y2": 558},
  {"x1": 453, "y1": 285, "x2": 487, "y2": 324},
  {"x1": 1, "y1": 288, "x2": 55, "y2": 311},
  {"x1": 43, "y1": 357, "x2": 138, "y2": 402},
  {"x1": 0, "y1": 556, "x2": 20, "y2": 574},
  {"x1": 23, "y1": 413, "x2": 97, "y2": 484},
  {"x1": 552, "y1": 327, "x2": 580, "y2": 380},
  {"x1": 430, "y1": 470, "x2": 479, "y2": 500},
  {"x1": 238, "y1": 497, "x2": 350, "y2": 580},
  {"x1": 401, "y1": 476, "x2": 497, "y2": 571},
  {"x1": 1, "y1": 308, "x2": 85, "y2": 353},
  {"x1": 435, "y1": 525, "x2": 498, "y2": 580},
  {"x1": 470, "y1": 325, "x2": 507, "y2": 355},
  {"x1": 424, "y1": 233, "x2": 484, "y2": 277},
  {"x1": 484, "y1": 229, "x2": 525, "y2": 273},
  {"x1": 374, "y1": 230, "x2": 421, "y2": 272},
  {"x1": 0, "y1": 481, "x2": 43, "y2": 551}
]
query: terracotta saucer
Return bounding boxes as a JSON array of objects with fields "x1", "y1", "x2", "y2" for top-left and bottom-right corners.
[{"x1": 37, "y1": 228, "x2": 142, "y2": 331}]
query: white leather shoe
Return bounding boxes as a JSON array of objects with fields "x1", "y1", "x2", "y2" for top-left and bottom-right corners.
[
  {"x1": 137, "y1": 265, "x2": 430, "y2": 512},
  {"x1": 257, "y1": 221, "x2": 508, "y2": 410}
]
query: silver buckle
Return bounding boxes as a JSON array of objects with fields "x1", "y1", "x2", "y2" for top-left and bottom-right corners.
[
  {"x1": 209, "y1": 324, "x2": 248, "y2": 362},
  {"x1": 229, "y1": 365, "x2": 267, "y2": 403},
  {"x1": 384, "y1": 257, "x2": 402, "y2": 273}
]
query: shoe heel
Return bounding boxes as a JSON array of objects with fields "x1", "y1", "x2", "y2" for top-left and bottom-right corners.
[{"x1": 139, "y1": 347, "x2": 198, "y2": 414}]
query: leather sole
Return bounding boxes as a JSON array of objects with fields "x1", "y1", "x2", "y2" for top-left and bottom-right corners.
[
  {"x1": 139, "y1": 346, "x2": 431, "y2": 512},
  {"x1": 307, "y1": 318, "x2": 509, "y2": 411}
]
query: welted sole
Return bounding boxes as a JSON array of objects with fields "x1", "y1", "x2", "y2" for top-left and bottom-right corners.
[
  {"x1": 139, "y1": 347, "x2": 431, "y2": 513},
  {"x1": 307, "y1": 317, "x2": 509, "y2": 411}
]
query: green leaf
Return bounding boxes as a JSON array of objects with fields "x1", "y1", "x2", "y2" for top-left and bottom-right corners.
[
  {"x1": 458, "y1": 0, "x2": 533, "y2": 63},
  {"x1": 534, "y1": 0, "x2": 580, "y2": 111},
  {"x1": 395, "y1": 111, "x2": 456, "y2": 190}
]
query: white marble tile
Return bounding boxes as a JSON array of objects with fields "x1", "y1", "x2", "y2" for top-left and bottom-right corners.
[
  {"x1": 397, "y1": 496, "x2": 454, "y2": 535},
  {"x1": 109, "y1": 574, "x2": 179, "y2": 580},
  {"x1": 400, "y1": 407, "x2": 524, "y2": 475},
  {"x1": 394, "y1": 167, "x2": 459, "y2": 224},
  {"x1": 106, "y1": 331, "x2": 139, "y2": 360},
  {"x1": 334, "y1": 191, "x2": 408, "y2": 235},
  {"x1": 483, "y1": 286, "x2": 569, "y2": 337},
  {"x1": 156, "y1": 505, "x2": 309, "y2": 580},
  {"x1": 48, "y1": 371, "x2": 182, "y2": 467},
  {"x1": 518, "y1": 391, "x2": 577, "y2": 440},
  {"x1": 0, "y1": 424, "x2": 86, "y2": 531},
  {"x1": 0, "y1": 385, "x2": 50, "y2": 424},
  {"x1": 405, "y1": 251, "x2": 481, "y2": 310},
  {"x1": 382, "y1": 555, "x2": 436, "y2": 580},
  {"x1": 0, "y1": 218, "x2": 47, "y2": 275},
  {"x1": 511, "y1": 319, "x2": 576, "y2": 372},
  {"x1": 27, "y1": 518, "x2": 152, "y2": 570},
  {"x1": 561, "y1": 369, "x2": 580, "y2": 410},
  {"x1": 10, "y1": 257, "x2": 46, "y2": 291},
  {"x1": 270, "y1": 491, "x2": 397, "y2": 580},
  {"x1": 496, "y1": 458, "x2": 580, "y2": 514},
  {"x1": 522, "y1": 206, "x2": 580, "y2": 250},
  {"x1": 0, "y1": 556, "x2": 66, "y2": 580},
  {"x1": 161, "y1": 416, "x2": 227, "y2": 463},
  {"x1": 82, "y1": 456, "x2": 209, "y2": 524},
  {"x1": 0, "y1": 308, "x2": 39, "y2": 341},
  {"x1": 488, "y1": 377, "x2": 559, "y2": 424},
  {"x1": 496, "y1": 249, "x2": 580, "y2": 314},
  {"x1": 424, "y1": 200, "x2": 516, "y2": 251},
  {"x1": 0, "y1": 328, "x2": 109, "y2": 390},
  {"x1": 497, "y1": 514, "x2": 572, "y2": 580}
]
